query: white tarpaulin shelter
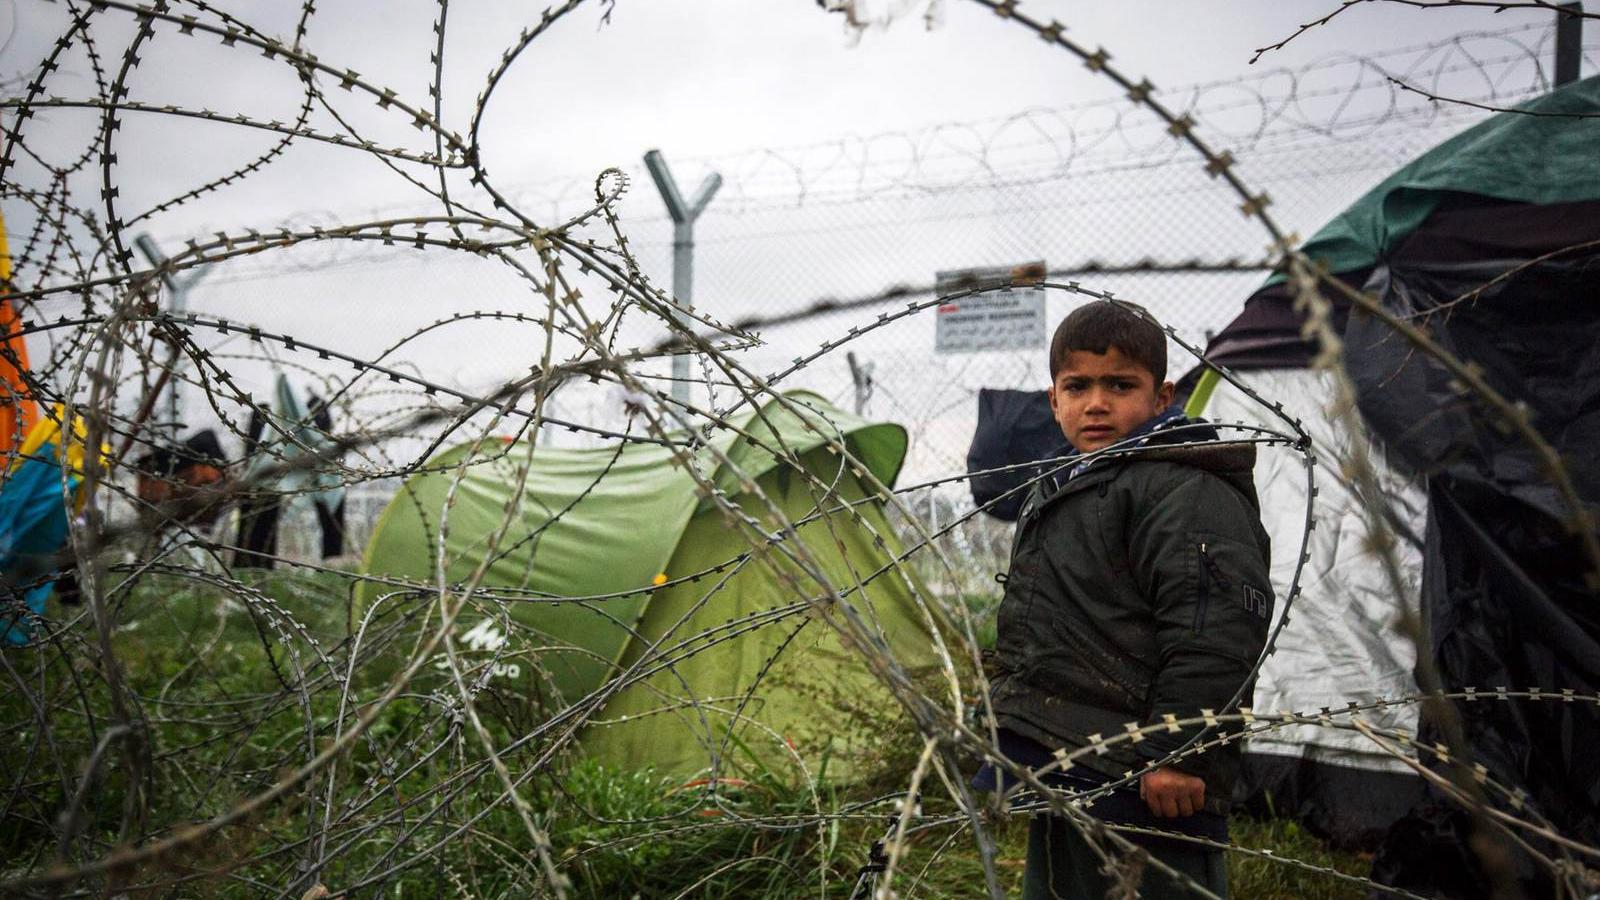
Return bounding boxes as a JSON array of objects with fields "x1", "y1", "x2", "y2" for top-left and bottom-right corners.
[{"x1": 1198, "y1": 369, "x2": 1428, "y2": 845}]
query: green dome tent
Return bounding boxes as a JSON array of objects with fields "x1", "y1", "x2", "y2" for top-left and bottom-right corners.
[{"x1": 361, "y1": 391, "x2": 948, "y2": 779}]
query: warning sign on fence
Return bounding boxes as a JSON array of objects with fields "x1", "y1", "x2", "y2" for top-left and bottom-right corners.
[{"x1": 933, "y1": 262, "x2": 1047, "y2": 354}]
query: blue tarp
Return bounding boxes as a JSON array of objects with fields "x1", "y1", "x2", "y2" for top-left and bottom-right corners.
[{"x1": 0, "y1": 440, "x2": 75, "y2": 645}]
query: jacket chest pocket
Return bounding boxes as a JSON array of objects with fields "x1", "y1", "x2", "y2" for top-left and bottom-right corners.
[
  {"x1": 1006, "y1": 496, "x2": 1084, "y2": 622},
  {"x1": 1094, "y1": 485, "x2": 1131, "y2": 574},
  {"x1": 1190, "y1": 533, "x2": 1272, "y2": 637},
  {"x1": 1194, "y1": 542, "x2": 1230, "y2": 634}
]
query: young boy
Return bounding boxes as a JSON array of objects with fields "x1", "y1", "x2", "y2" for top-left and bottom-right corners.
[{"x1": 980, "y1": 300, "x2": 1272, "y2": 899}]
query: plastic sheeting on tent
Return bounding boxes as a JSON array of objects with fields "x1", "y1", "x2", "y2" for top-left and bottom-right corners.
[
  {"x1": 361, "y1": 391, "x2": 948, "y2": 779},
  {"x1": 0, "y1": 410, "x2": 100, "y2": 645},
  {"x1": 1200, "y1": 371, "x2": 1428, "y2": 846},
  {"x1": 1350, "y1": 241, "x2": 1600, "y2": 898},
  {"x1": 1193, "y1": 74, "x2": 1600, "y2": 884},
  {"x1": 1282, "y1": 74, "x2": 1600, "y2": 277}
]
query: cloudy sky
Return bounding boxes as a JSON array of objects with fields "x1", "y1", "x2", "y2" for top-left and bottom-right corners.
[
  {"x1": 0, "y1": 0, "x2": 1589, "y2": 475},
  {"x1": 3, "y1": 0, "x2": 1585, "y2": 231}
]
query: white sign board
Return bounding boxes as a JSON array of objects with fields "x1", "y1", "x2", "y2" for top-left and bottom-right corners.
[{"x1": 934, "y1": 262, "x2": 1047, "y2": 354}]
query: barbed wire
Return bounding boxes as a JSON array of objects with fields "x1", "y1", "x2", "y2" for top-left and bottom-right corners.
[
  {"x1": 151, "y1": 20, "x2": 1598, "y2": 288},
  {"x1": 0, "y1": 1, "x2": 1593, "y2": 898}
]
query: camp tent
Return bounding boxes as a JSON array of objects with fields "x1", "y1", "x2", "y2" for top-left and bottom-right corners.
[
  {"x1": 963, "y1": 77, "x2": 1600, "y2": 857},
  {"x1": 362, "y1": 391, "x2": 945, "y2": 779},
  {"x1": 1194, "y1": 74, "x2": 1600, "y2": 375},
  {"x1": 1192, "y1": 75, "x2": 1600, "y2": 883}
]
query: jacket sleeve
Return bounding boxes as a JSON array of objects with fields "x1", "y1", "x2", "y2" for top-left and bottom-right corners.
[{"x1": 1125, "y1": 469, "x2": 1272, "y2": 776}]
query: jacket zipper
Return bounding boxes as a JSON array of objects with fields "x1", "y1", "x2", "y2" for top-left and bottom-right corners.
[{"x1": 1194, "y1": 543, "x2": 1232, "y2": 634}]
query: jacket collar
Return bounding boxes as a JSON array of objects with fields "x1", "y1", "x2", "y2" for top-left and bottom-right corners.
[
  {"x1": 1023, "y1": 411, "x2": 1256, "y2": 515},
  {"x1": 1042, "y1": 406, "x2": 1190, "y2": 492}
]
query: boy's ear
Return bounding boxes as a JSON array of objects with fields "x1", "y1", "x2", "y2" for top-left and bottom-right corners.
[{"x1": 1157, "y1": 380, "x2": 1175, "y2": 408}]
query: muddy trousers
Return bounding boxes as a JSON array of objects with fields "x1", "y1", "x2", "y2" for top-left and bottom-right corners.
[{"x1": 1021, "y1": 814, "x2": 1228, "y2": 900}]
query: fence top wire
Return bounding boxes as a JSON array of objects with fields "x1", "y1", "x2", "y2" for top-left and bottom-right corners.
[{"x1": 163, "y1": 19, "x2": 1590, "y2": 289}]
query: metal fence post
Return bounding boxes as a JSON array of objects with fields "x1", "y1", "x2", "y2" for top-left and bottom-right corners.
[
  {"x1": 643, "y1": 150, "x2": 722, "y2": 407},
  {"x1": 133, "y1": 234, "x2": 210, "y2": 436},
  {"x1": 846, "y1": 350, "x2": 874, "y2": 415},
  {"x1": 1556, "y1": 2, "x2": 1583, "y2": 86}
]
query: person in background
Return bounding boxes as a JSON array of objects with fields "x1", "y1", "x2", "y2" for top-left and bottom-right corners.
[{"x1": 134, "y1": 429, "x2": 229, "y2": 526}]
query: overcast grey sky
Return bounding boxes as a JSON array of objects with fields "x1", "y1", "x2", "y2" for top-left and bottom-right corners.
[
  {"x1": 3, "y1": 0, "x2": 1587, "y2": 236},
  {"x1": 0, "y1": 0, "x2": 1589, "y2": 467}
]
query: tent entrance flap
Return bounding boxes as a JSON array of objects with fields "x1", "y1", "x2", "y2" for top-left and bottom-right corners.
[{"x1": 584, "y1": 444, "x2": 941, "y2": 779}]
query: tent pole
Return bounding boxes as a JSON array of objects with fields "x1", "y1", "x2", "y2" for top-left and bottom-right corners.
[{"x1": 133, "y1": 234, "x2": 211, "y2": 439}]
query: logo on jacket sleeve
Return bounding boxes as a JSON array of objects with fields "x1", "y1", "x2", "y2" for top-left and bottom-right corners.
[{"x1": 1241, "y1": 583, "x2": 1270, "y2": 621}]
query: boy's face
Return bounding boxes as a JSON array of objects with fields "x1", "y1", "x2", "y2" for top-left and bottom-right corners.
[{"x1": 1048, "y1": 347, "x2": 1175, "y2": 453}]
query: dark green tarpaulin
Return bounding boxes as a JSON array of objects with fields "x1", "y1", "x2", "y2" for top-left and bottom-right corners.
[
  {"x1": 1193, "y1": 74, "x2": 1600, "y2": 395},
  {"x1": 1277, "y1": 74, "x2": 1600, "y2": 282}
]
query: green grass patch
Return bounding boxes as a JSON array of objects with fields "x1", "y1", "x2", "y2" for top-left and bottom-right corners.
[
  {"x1": 1, "y1": 576, "x2": 1374, "y2": 898},
  {"x1": 1228, "y1": 816, "x2": 1373, "y2": 900}
]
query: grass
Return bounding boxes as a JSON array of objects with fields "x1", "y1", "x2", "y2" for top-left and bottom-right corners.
[
  {"x1": 0, "y1": 573, "x2": 1374, "y2": 898},
  {"x1": 1229, "y1": 816, "x2": 1372, "y2": 899}
]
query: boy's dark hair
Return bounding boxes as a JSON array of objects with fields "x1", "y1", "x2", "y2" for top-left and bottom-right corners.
[{"x1": 1048, "y1": 300, "x2": 1167, "y2": 383}]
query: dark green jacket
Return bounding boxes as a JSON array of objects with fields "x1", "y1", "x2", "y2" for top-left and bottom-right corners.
[{"x1": 988, "y1": 424, "x2": 1273, "y2": 814}]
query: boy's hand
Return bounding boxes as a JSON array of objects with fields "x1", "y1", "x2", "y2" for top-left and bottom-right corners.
[{"x1": 1139, "y1": 767, "x2": 1206, "y2": 818}]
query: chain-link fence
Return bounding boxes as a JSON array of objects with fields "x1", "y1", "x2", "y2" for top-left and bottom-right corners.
[
  {"x1": 7, "y1": 8, "x2": 1600, "y2": 894},
  {"x1": 171, "y1": 21, "x2": 1590, "y2": 583}
]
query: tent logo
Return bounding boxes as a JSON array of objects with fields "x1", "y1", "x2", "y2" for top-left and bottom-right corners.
[{"x1": 432, "y1": 619, "x2": 522, "y2": 681}]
